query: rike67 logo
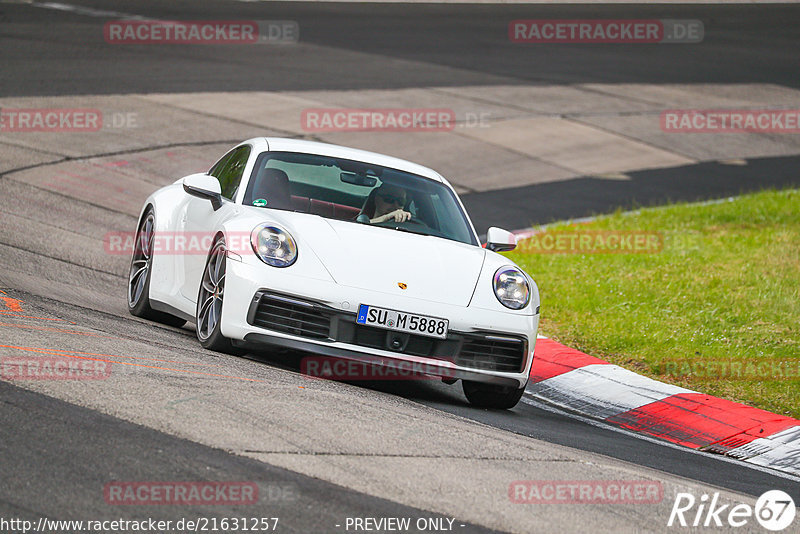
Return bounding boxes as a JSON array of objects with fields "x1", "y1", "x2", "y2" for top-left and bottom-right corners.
[{"x1": 668, "y1": 490, "x2": 796, "y2": 531}]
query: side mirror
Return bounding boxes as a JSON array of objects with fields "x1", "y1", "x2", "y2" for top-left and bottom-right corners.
[
  {"x1": 182, "y1": 173, "x2": 222, "y2": 211},
  {"x1": 486, "y1": 227, "x2": 516, "y2": 252}
]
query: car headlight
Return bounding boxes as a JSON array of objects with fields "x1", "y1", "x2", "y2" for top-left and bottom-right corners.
[
  {"x1": 250, "y1": 224, "x2": 297, "y2": 267},
  {"x1": 493, "y1": 266, "x2": 530, "y2": 310}
]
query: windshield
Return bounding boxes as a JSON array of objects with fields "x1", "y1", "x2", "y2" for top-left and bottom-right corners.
[{"x1": 243, "y1": 151, "x2": 478, "y2": 246}]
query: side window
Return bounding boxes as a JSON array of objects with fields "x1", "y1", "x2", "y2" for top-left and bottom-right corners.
[
  {"x1": 212, "y1": 146, "x2": 251, "y2": 200},
  {"x1": 209, "y1": 151, "x2": 233, "y2": 178}
]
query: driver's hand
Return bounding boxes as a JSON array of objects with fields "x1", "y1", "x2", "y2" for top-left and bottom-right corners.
[
  {"x1": 387, "y1": 209, "x2": 411, "y2": 222},
  {"x1": 371, "y1": 209, "x2": 412, "y2": 224}
]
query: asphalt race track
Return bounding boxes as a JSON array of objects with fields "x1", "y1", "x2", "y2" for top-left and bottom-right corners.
[{"x1": 1, "y1": 1, "x2": 799, "y2": 533}]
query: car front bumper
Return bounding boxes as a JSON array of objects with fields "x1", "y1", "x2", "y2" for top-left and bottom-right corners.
[{"x1": 221, "y1": 259, "x2": 539, "y2": 389}]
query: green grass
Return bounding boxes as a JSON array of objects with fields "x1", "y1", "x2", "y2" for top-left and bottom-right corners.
[{"x1": 507, "y1": 188, "x2": 800, "y2": 418}]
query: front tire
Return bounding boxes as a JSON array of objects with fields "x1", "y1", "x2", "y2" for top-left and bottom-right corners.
[
  {"x1": 462, "y1": 379, "x2": 527, "y2": 409},
  {"x1": 128, "y1": 209, "x2": 186, "y2": 328},
  {"x1": 196, "y1": 236, "x2": 239, "y2": 354}
]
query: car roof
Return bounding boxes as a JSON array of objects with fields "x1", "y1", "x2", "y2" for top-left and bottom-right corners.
[{"x1": 245, "y1": 137, "x2": 447, "y2": 184}]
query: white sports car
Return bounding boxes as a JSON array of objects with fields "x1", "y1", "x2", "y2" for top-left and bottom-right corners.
[{"x1": 128, "y1": 138, "x2": 539, "y2": 408}]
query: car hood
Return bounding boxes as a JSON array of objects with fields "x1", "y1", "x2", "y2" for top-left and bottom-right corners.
[{"x1": 290, "y1": 215, "x2": 486, "y2": 307}]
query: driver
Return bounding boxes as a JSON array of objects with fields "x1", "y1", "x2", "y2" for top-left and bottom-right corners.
[{"x1": 361, "y1": 184, "x2": 411, "y2": 224}]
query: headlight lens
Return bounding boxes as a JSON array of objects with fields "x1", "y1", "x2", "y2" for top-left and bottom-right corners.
[
  {"x1": 250, "y1": 224, "x2": 297, "y2": 267},
  {"x1": 493, "y1": 266, "x2": 530, "y2": 310}
]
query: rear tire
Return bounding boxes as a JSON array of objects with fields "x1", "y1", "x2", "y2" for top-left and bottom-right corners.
[
  {"x1": 462, "y1": 379, "x2": 527, "y2": 409},
  {"x1": 128, "y1": 209, "x2": 186, "y2": 328},
  {"x1": 196, "y1": 236, "x2": 240, "y2": 354}
]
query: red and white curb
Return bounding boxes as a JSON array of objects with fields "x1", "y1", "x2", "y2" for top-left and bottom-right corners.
[{"x1": 526, "y1": 336, "x2": 800, "y2": 477}]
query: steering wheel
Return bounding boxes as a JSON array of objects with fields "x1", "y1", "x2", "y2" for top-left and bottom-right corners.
[
  {"x1": 376, "y1": 216, "x2": 425, "y2": 228},
  {"x1": 356, "y1": 213, "x2": 424, "y2": 228}
]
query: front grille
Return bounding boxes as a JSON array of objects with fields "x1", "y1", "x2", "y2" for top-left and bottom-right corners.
[
  {"x1": 457, "y1": 335, "x2": 526, "y2": 373},
  {"x1": 246, "y1": 290, "x2": 527, "y2": 374},
  {"x1": 249, "y1": 294, "x2": 331, "y2": 340}
]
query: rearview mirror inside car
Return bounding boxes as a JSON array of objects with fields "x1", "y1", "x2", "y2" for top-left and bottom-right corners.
[{"x1": 340, "y1": 172, "x2": 378, "y2": 187}]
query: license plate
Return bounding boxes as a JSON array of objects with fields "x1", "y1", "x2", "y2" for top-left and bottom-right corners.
[{"x1": 356, "y1": 304, "x2": 448, "y2": 339}]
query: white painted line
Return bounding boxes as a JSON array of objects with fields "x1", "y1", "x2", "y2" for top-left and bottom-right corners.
[
  {"x1": 33, "y1": 2, "x2": 145, "y2": 19},
  {"x1": 512, "y1": 197, "x2": 740, "y2": 237},
  {"x1": 513, "y1": 215, "x2": 599, "y2": 239},
  {"x1": 529, "y1": 363, "x2": 695, "y2": 420},
  {"x1": 235, "y1": 0, "x2": 800, "y2": 3}
]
